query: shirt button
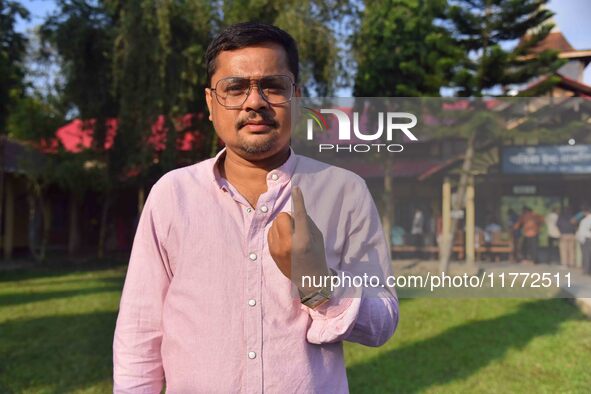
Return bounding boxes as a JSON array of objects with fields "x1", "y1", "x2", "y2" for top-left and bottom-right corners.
[
  {"x1": 260, "y1": 205, "x2": 268, "y2": 213},
  {"x1": 270, "y1": 173, "x2": 279, "y2": 181},
  {"x1": 246, "y1": 207, "x2": 253, "y2": 213},
  {"x1": 248, "y1": 252, "x2": 257, "y2": 261},
  {"x1": 248, "y1": 351, "x2": 257, "y2": 359},
  {"x1": 248, "y1": 299, "x2": 256, "y2": 307}
]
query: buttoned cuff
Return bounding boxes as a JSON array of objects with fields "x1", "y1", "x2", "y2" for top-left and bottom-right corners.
[{"x1": 303, "y1": 269, "x2": 364, "y2": 344}]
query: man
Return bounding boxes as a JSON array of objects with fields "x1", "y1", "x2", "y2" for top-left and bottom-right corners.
[
  {"x1": 513, "y1": 206, "x2": 544, "y2": 264},
  {"x1": 113, "y1": 22, "x2": 399, "y2": 393},
  {"x1": 507, "y1": 208, "x2": 521, "y2": 262},
  {"x1": 410, "y1": 207, "x2": 424, "y2": 259},
  {"x1": 545, "y1": 206, "x2": 560, "y2": 263},
  {"x1": 557, "y1": 206, "x2": 576, "y2": 267}
]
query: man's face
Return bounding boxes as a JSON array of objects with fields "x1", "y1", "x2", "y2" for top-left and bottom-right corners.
[{"x1": 205, "y1": 42, "x2": 298, "y2": 159}]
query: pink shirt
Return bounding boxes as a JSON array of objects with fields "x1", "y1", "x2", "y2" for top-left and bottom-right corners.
[{"x1": 113, "y1": 147, "x2": 399, "y2": 393}]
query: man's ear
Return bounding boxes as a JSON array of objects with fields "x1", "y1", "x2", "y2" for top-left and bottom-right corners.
[
  {"x1": 295, "y1": 85, "x2": 302, "y2": 98},
  {"x1": 205, "y1": 88, "x2": 213, "y2": 121}
]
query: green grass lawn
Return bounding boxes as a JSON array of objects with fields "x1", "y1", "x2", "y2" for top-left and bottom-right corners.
[{"x1": 1, "y1": 265, "x2": 590, "y2": 393}]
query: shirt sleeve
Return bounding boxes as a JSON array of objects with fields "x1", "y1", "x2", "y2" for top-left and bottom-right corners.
[
  {"x1": 305, "y1": 178, "x2": 399, "y2": 346},
  {"x1": 113, "y1": 178, "x2": 173, "y2": 393}
]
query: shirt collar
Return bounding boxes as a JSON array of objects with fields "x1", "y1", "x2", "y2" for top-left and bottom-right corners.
[{"x1": 210, "y1": 146, "x2": 298, "y2": 191}]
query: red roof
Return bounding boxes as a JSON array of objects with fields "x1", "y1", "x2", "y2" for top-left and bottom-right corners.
[
  {"x1": 524, "y1": 73, "x2": 591, "y2": 97},
  {"x1": 42, "y1": 113, "x2": 207, "y2": 153},
  {"x1": 522, "y1": 31, "x2": 575, "y2": 54}
]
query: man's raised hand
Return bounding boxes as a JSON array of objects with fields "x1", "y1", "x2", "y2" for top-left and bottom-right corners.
[{"x1": 267, "y1": 186, "x2": 331, "y2": 295}]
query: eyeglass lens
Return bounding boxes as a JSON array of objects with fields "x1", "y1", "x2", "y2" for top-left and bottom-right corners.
[{"x1": 215, "y1": 75, "x2": 293, "y2": 107}]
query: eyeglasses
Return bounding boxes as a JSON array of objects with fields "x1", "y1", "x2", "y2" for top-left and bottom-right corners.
[{"x1": 210, "y1": 75, "x2": 296, "y2": 108}]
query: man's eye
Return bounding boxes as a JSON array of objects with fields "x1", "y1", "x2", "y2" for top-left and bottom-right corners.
[
  {"x1": 266, "y1": 87, "x2": 290, "y2": 98},
  {"x1": 263, "y1": 80, "x2": 284, "y2": 88},
  {"x1": 224, "y1": 85, "x2": 247, "y2": 97},
  {"x1": 261, "y1": 78, "x2": 290, "y2": 95},
  {"x1": 226, "y1": 85, "x2": 245, "y2": 92},
  {"x1": 265, "y1": 83, "x2": 284, "y2": 90},
  {"x1": 264, "y1": 88, "x2": 287, "y2": 97},
  {"x1": 263, "y1": 83, "x2": 287, "y2": 92}
]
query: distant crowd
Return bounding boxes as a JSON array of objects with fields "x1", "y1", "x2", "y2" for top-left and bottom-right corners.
[
  {"x1": 508, "y1": 205, "x2": 591, "y2": 274},
  {"x1": 390, "y1": 205, "x2": 591, "y2": 275}
]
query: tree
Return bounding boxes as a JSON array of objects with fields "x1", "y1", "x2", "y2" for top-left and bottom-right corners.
[
  {"x1": 438, "y1": 0, "x2": 565, "y2": 272},
  {"x1": 351, "y1": 0, "x2": 461, "y2": 250},
  {"x1": 353, "y1": 0, "x2": 459, "y2": 97},
  {"x1": 111, "y1": 0, "x2": 351, "y2": 215},
  {"x1": 7, "y1": 92, "x2": 64, "y2": 261},
  {"x1": 0, "y1": 0, "x2": 29, "y2": 260},
  {"x1": 0, "y1": 0, "x2": 28, "y2": 130},
  {"x1": 9, "y1": 91, "x2": 106, "y2": 259},
  {"x1": 221, "y1": 0, "x2": 352, "y2": 96},
  {"x1": 41, "y1": 0, "x2": 119, "y2": 258},
  {"x1": 112, "y1": 0, "x2": 213, "y2": 200},
  {"x1": 36, "y1": 0, "x2": 350, "y2": 260}
]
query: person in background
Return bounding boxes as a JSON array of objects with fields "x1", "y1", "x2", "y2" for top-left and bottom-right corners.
[
  {"x1": 576, "y1": 205, "x2": 591, "y2": 275},
  {"x1": 557, "y1": 206, "x2": 577, "y2": 268},
  {"x1": 514, "y1": 206, "x2": 544, "y2": 265},
  {"x1": 507, "y1": 208, "x2": 521, "y2": 263},
  {"x1": 411, "y1": 208, "x2": 424, "y2": 259},
  {"x1": 484, "y1": 216, "x2": 502, "y2": 244},
  {"x1": 545, "y1": 206, "x2": 560, "y2": 263},
  {"x1": 571, "y1": 205, "x2": 588, "y2": 268},
  {"x1": 391, "y1": 224, "x2": 405, "y2": 247},
  {"x1": 483, "y1": 216, "x2": 502, "y2": 262},
  {"x1": 571, "y1": 206, "x2": 587, "y2": 224}
]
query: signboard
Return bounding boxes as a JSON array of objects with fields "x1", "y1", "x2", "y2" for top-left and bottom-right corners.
[
  {"x1": 512, "y1": 185, "x2": 537, "y2": 195},
  {"x1": 502, "y1": 145, "x2": 591, "y2": 174}
]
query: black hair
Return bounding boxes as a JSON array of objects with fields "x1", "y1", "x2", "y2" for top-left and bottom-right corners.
[{"x1": 205, "y1": 22, "x2": 299, "y2": 85}]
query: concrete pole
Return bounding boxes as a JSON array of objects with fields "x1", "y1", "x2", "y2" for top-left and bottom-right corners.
[
  {"x1": 465, "y1": 175, "x2": 475, "y2": 265},
  {"x1": 441, "y1": 177, "x2": 451, "y2": 260}
]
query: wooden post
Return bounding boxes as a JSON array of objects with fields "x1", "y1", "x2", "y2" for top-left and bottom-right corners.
[
  {"x1": 3, "y1": 177, "x2": 14, "y2": 260},
  {"x1": 465, "y1": 175, "x2": 475, "y2": 265},
  {"x1": 68, "y1": 192, "x2": 80, "y2": 256},
  {"x1": 441, "y1": 177, "x2": 451, "y2": 260}
]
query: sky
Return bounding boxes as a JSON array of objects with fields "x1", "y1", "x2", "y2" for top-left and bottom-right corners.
[{"x1": 14, "y1": 0, "x2": 591, "y2": 93}]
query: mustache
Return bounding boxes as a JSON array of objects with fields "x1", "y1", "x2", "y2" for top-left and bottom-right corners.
[{"x1": 236, "y1": 112, "x2": 279, "y2": 130}]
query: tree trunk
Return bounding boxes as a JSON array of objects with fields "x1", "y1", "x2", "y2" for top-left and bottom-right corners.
[
  {"x1": 98, "y1": 191, "x2": 112, "y2": 259},
  {"x1": 0, "y1": 137, "x2": 5, "y2": 259},
  {"x1": 3, "y1": 176, "x2": 14, "y2": 261},
  {"x1": 26, "y1": 185, "x2": 49, "y2": 262},
  {"x1": 439, "y1": 132, "x2": 476, "y2": 273},
  {"x1": 27, "y1": 191, "x2": 40, "y2": 261},
  {"x1": 68, "y1": 192, "x2": 81, "y2": 257},
  {"x1": 40, "y1": 196, "x2": 52, "y2": 262}
]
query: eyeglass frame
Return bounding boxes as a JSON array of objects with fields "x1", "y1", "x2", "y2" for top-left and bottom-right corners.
[{"x1": 209, "y1": 74, "x2": 297, "y2": 109}]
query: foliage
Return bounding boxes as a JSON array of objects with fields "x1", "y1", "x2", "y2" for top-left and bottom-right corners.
[
  {"x1": 112, "y1": 0, "x2": 213, "y2": 181},
  {"x1": 447, "y1": 0, "x2": 565, "y2": 96},
  {"x1": 352, "y1": 0, "x2": 461, "y2": 97},
  {"x1": 0, "y1": 0, "x2": 29, "y2": 132},
  {"x1": 40, "y1": 0, "x2": 118, "y2": 144},
  {"x1": 221, "y1": 0, "x2": 353, "y2": 96}
]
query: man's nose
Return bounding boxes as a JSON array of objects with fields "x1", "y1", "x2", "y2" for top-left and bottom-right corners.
[{"x1": 243, "y1": 83, "x2": 269, "y2": 111}]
